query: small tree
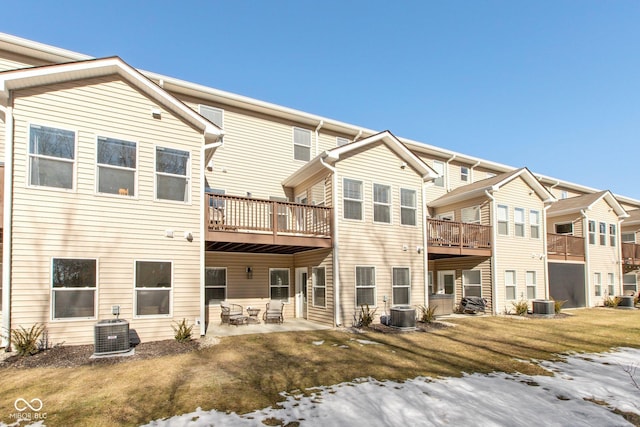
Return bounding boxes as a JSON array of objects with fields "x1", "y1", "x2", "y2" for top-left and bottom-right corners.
[{"x1": 172, "y1": 319, "x2": 193, "y2": 342}]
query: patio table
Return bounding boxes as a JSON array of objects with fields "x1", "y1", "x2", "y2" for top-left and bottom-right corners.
[{"x1": 246, "y1": 307, "x2": 261, "y2": 324}]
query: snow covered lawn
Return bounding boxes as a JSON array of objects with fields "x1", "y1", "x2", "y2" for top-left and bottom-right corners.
[{"x1": 145, "y1": 347, "x2": 640, "y2": 427}]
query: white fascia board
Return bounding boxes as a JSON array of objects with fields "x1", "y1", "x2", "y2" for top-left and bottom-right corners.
[{"x1": 0, "y1": 58, "x2": 222, "y2": 142}]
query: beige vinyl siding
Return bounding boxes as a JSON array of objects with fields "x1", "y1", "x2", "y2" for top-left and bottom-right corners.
[
  {"x1": 180, "y1": 99, "x2": 312, "y2": 201},
  {"x1": 294, "y1": 249, "x2": 334, "y2": 325},
  {"x1": 586, "y1": 199, "x2": 622, "y2": 306},
  {"x1": 549, "y1": 187, "x2": 583, "y2": 200},
  {"x1": 335, "y1": 142, "x2": 426, "y2": 324},
  {"x1": 204, "y1": 252, "x2": 294, "y2": 323},
  {"x1": 0, "y1": 49, "x2": 49, "y2": 72},
  {"x1": 493, "y1": 177, "x2": 547, "y2": 313},
  {"x1": 432, "y1": 196, "x2": 490, "y2": 225},
  {"x1": 548, "y1": 213, "x2": 583, "y2": 237},
  {"x1": 9, "y1": 76, "x2": 204, "y2": 345},
  {"x1": 0, "y1": 114, "x2": 4, "y2": 160},
  {"x1": 432, "y1": 257, "x2": 492, "y2": 311}
]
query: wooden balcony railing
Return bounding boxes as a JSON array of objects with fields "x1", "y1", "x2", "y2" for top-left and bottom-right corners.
[
  {"x1": 205, "y1": 193, "x2": 332, "y2": 239},
  {"x1": 547, "y1": 233, "x2": 585, "y2": 261},
  {"x1": 622, "y1": 242, "x2": 640, "y2": 272},
  {"x1": 427, "y1": 219, "x2": 492, "y2": 256}
]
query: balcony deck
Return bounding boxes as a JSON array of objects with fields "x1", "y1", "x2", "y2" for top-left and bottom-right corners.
[
  {"x1": 622, "y1": 242, "x2": 640, "y2": 273},
  {"x1": 547, "y1": 233, "x2": 585, "y2": 262},
  {"x1": 205, "y1": 194, "x2": 332, "y2": 254},
  {"x1": 427, "y1": 219, "x2": 492, "y2": 258}
]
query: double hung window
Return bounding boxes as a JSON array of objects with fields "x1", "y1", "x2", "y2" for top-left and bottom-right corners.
[
  {"x1": 29, "y1": 125, "x2": 75, "y2": 189},
  {"x1": 97, "y1": 137, "x2": 137, "y2": 196},
  {"x1": 156, "y1": 147, "x2": 190, "y2": 202}
]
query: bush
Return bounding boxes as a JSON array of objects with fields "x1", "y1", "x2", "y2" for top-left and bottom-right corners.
[
  {"x1": 511, "y1": 300, "x2": 529, "y2": 316},
  {"x1": 354, "y1": 304, "x2": 377, "y2": 328},
  {"x1": 603, "y1": 295, "x2": 621, "y2": 308},
  {"x1": 172, "y1": 318, "x2": 194, "y2": 342},
  {"x1": 11, "y1": 324, "x2": 46, "y2": 356},
  {"x1": 418, "y1": 305, "x2": 437, "y2": 323},
  {"x1": 553, "y1": 298, "x2": 567, "y2": 314}
]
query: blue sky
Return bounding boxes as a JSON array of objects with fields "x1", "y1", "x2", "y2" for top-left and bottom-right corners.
[{"x1": 3, "y1": 1, "x2": 639, "y2": 199}]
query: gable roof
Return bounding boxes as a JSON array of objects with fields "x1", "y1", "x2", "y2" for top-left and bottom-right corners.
[
  {"x1": 429, "y1": 167, "x2": 555, "y2": 208},
  {"x1": 283, "y1": 131, "x2": 438, "y2": 187},
  {"x1": 0, "y1": 56, "x2": 223, "y2": 143},
  {"x1": 547, "y1": 190, "x2": 628, "y2": 218},
  {"x1": 624, "y1": 209, "x2": 640, "y2": 226}
]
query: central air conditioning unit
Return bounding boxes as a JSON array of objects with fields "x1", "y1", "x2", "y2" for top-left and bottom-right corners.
[
  {"x1": 389, "y1": 305, "x2": 417, "y2": 330},
  {"x1": 94, "y1": 319, "x2": 130, "y2": 355},
  {"x1": 532, "y1": 300, "x2": 555, "y2": 317}
]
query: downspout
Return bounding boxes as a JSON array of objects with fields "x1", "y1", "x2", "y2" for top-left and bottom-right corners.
[
  {"x1": 543, "y1": 205, "x2": 551, "y2": 299},
  {"x1": 2, "y1": 98, "x2": 13, "y2": 349},
  {"x1": 445, "y1": 154, "x2": 456, "y2": 191},
  {"x1": 320, "y1": 155, "x2": 341, "y2": 326},
  {"x1": 580, "y1": 209, "x2": 591, "y2": 307},
  {"x1": 422, "y1": 181, "x2": 429, "y2": 308},
  {"x1": 485, "y1": 189, "x2": 498, "y2": 314},
  {"x1": 199, "y1": 139, "x2": 223, "y2": 337},
  {"x1": 617, "y1": 218, "x2": 624, "y2": 295},
  {"x1": 314, "y1": 120, "x2": 323, "y2": 157},
  {"x1": 470, "y1": 160, "x2": 481, "y2": 182}
]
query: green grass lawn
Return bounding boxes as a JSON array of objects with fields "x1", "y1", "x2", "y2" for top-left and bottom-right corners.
[{"x1": 1, "y1": 308, "x2": 638, "y2": 427}]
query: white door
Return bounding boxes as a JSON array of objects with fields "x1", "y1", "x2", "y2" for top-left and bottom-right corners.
[
  {"x1": 437, "y1": 271, "x2": 456, "y2": 296},
  {"x1": 295, "y1": 267, "x2": 308, "y2": 319}
]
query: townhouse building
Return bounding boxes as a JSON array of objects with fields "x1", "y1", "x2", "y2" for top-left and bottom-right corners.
[{"x1": 0, "y1": 33, "x2": 637, "y2": 345}]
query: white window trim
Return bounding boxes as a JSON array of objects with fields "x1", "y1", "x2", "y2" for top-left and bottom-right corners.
[
  {"x1": 530, "y1": 210, "x2": 540, "y2": 239},
  {"x1": 622, "y1": 232, "x2": 636, "y2": 244},
  {"x1": 437, "y1": 211, "x2": 455, "y2": 221},
  {"x1": 588, "y1": 220, "x2": 597, "y2": 245},
  {"x1": 392, "y1": 266, "x2": 411, "y2": 305},
  {"x1": 599, "y1": 222, "x2": 607, "y2": 246},
  {"x1": 497, "y1": 205, "x2": 509, "y2": 236},
  {"x1": 554, "y1": 221, "x2": 574, "y2": 236},
  {"x1": 609, "y1": 224, "x2": 617, "y2": 247},
  {"x1": 50, "y1": 257, "x2": 98, "y2": 322},
  {"x1": 514, "y1": 207, "x2": 525, "y2": 237},
  {"x1": 607, "y1": 272, "x2": 616, "y2": 296},
  {"x1": 373, "y1": 183, "x2": 392, "y2": 224},
  {"x1": 433, "y1": 160, "x2": 445, "y2": 187},
  {"x1": 312, "y1": 266, "x2": 326, "y2": 308},
  {"x1": 526, "y1": 271, "x2": 537, "y2": 300},
  {"x1": 336, "y1": 136, "x2": 350, "y2": 147},
  {"x1": 594, "y1": 272, "x2": 602, "y2": 297},
  {"x1": 461, "y1": 206, "x2": 481, "y2": 224},
  {"x1": 428, "y1": 271, "x2": 434, "y2": 295},
  {"x1": 462, "y1": 269, "x2": 482, "y2": 298},
  {"x1": 343, "y1": 178, "x2": 363, "y2": 221},
  {"x1": 95, "y1": 135, "x2": 139, "y2": 198},
  {"x1": 27, "y1": 122, "x2": 78, "y2": 192},
  {"x1": 460, "y1": 166, "x2": 469, "y2": 182},
  {"x1": 269, "y1": 268, "x2": 290, "y2": 301},
  {"x1": 505, "y1": 270, "x2": 517, "y2": 301},
  {"x1": 355, "y1": 265, "x2": 376, "y2": 307},
  {"x1": 205, "y1": 267, "x2": 227, "y2": 305},
  {"x1": 154, "y1": 145, "x2": 192, "y2": 204},
  {"x1": 199, "y1": 104, "x2": 224, "y2": 128},
  {"x1": 293, "y1": 127, "x2": 312, "y2": 162},
  {"x1": 134, "y1": 259, "x2": 173, "y2": 319},
  {"x1": 400, "y1": 188, "x2": 418, "y2": 227}
]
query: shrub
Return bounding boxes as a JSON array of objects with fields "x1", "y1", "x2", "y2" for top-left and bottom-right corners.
[
  {"x1": 172, "y1": 318, "x2": 194, "y2": 342},
  {"x1": 603, "y1": 295, "x2": 621, "y2": 308},
  {"x1": 553, "y1": 298, "x2": 567, "y2": 314},
  {"x1": 418, "y1": 305, "x2": 437, "y2": 323},
  {"x1": 354, "y1": 304, "x2": 377, "y2": 328},
  {"x1": 11, "y1": 324, "x2": 46, "y2": 356},
  {"x1": 511, "y1": 300, "x2": 529, "y2": 316}
]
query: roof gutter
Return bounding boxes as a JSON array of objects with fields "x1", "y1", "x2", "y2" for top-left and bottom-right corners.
[
  {"x1": 315, "y1": 120, "x2": 324, "y2": 159},
  {"x1": 319, "y1": 155, "x2": 341, "y2": 327}
]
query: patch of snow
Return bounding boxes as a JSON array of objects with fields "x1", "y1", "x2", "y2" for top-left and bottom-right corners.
[
  {"x1": 140, "y1": 348, "x2": 640, "y2": 427},
  {"x1": 354, "y1": 339, "x2": 380, "y2": 345},
  {"x1": 312, "y1": 340, "x2": 324, "y2": 346}
]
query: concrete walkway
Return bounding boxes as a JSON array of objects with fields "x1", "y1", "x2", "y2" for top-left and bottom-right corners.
[{"x1": 204, "y1": 318, "x2": 333, "y2": 338}]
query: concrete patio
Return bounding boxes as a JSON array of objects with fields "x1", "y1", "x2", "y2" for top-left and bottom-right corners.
[{"x1": 204, "y1": 318, "x2": 333, "y2": 338}]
